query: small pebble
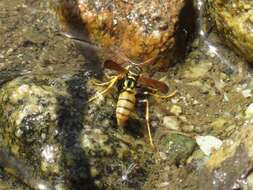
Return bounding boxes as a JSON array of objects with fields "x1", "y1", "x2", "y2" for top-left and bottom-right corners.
[
  {"x1": 163, "y1": 116, "x2": 180, "y2": 130},
  {"x1": 245, "y1": 103, "x2": 253, "y2": 119},
  {"x1": 242, "y1": 89, "x2": 252, "y2": 98},
  {"x1": 223, "y1": 93, "x2": 229, "y2": 102},
  {"x1": 182, "y1": 125, "x2": 194, "y2": 133},
  {"x1": 170, "y1": 105, "x2": 182, "y2": 116},
  {"x1": 196, "y1": 135, "x2": 222, "y2": 156}
]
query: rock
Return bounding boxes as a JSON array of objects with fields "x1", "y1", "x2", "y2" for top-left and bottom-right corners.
[
  {"x1": 53, "y1": 0, "x2": 195, "y2": 71},
  {"x1": 162, "y1": 116, "x2": 181, "y2": 130},
  {"x1": 0, "y1": 74, "x2": 152, "y2": 190},
  {"x1": 0, "y1": 147, "x2": 55, "y2": 190},
  {"x1": 186, "y1": 149, "x2": 207, "y2": 170},
  {"x1": 181, "y1": 124, "x2": 195, "y2": 133},
  {"x1": 245, "y1": 172, "x2": 253, "y2": 190},
  {"x1": 245, "y1": 103, "x2": 253, "y2": 119},
  {"x1": 210, "y1": 118, "x2": 227, "y2": 130},
  {"x1": 187, "y1": 80, "x2": 216, "y2": 96},
  {"x1": 242, "y1": 89, "x2": 252, "y2": 98},
  {"x1": 198, "y1": 125, "x2": 253, "y2": 190},
  {"x1": 170, "y1": 105, "x2": 183, "y2": 116},
  {"x1": 207, "y1": 0, "x2": 253, "y2": 63},
  {"x1": 158, "y1": 133, "x2": 197, "y2": 165},
  {"x1": 195, "y1": 135, "x2": 222, "y2": 156},
  {"x1": 183, "y1": 61, "x2": 213, "y2": 79}
]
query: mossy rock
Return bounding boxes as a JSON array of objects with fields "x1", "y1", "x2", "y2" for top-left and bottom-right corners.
[
  {"x1": 207, "y1": 0, "x2": 253, "y2": 63},
  {"x1": 159, "y1": 133, "x2": 197, "y2": 165}
]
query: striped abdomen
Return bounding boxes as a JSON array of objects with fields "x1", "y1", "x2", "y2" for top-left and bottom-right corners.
[{"x1": 116, "y1": 89, "x2": 136, "y2": 127}]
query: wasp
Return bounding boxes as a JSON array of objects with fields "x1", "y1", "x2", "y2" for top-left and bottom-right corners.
[
  {"x1": 60, "y1": 32, "x2": 176, "y2": 147},
  {"x1": 87, "y1": 58, "x2": 177, "y2": 147}
]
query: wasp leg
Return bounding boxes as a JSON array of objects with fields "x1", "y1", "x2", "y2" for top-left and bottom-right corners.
[
  {"x1": 139, "y1": 98, "x2": 154, "y2": 148},
  {"x1": 149, "y1": 90, "x2": 177, "y2": 99},
  {"x1": 87, "y1": 76, "x2": 119, "y2": 103},
  {"x1": 104, "y1": 73, "x2": 116, "y2": 80},
  {"x1": 91, "y1": 79, "x2": 114, "y2": 87},
  {"x1": 90, "y1": 73, "x2": 118, "y2": 86}
]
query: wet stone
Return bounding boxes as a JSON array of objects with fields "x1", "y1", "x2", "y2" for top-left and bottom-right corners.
[
  {"x1": 183, "y1": 61, "x2": 213, "y2": 79},
  {"x1": 199, "y1": 125, "x2": 253, "y2": 190},
  {"x1": 158, "y1": 133, "x2": 197, "y2": 165},
  {"x1": 53, "y1": 0, "x2": 195, "y2": 71},
  {"x1": 245, "y1": 103, "x2": 253, "y2": 119},
  {"x1": 186, "y1": 149, "x2": 207, "y2": 170},
  {"x1": 162, "y1": 116, "x2": 181, "y2": 131},
  {"x1": 0, "y1": 74, "x2": 153, "y2": 190}
]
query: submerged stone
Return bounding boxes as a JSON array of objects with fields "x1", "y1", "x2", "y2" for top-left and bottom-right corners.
[
  {"x1": 195, "y1": 135, "x2": 222, "y2": 156},
  {"x1": 162, "y1": 116, "x2": 181, "y2": 131},
  {"x1": 158, "y1": 133, "x2": 197, "y2": 165}
]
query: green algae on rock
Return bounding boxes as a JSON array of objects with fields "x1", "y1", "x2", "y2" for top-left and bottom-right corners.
[
  {"x1": 0, "y1": 74, "x2": 154, "y2": 189},
  {"x1": 158, "y1": 133, "x2": 197, "y2": 165},
  {"x1": 207, "y1": 0, "x2": 253, "y2": 63}
]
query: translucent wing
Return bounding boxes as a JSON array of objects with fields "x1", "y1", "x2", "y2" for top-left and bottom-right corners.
[
  {"x1": 60, "y1": 31, "x2": 139, "y2": 67},
  {"x1": 138, "y1": 76, "x2": 169, "y2": 93},
  {"x1": 104, "y1": 60, "x2": 169, "y2": 93},
  {"x1": 59, "y1": 32, "x2": 101, "y2": 53},
  {"x1": 54, "y1": 0, "x2": 138, "y2": 66},
  {"x1": 103, "y1": 60, "x2": 127, "y2": 74}
]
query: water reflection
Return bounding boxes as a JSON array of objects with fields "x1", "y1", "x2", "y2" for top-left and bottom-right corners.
[
  {"x1": 195, "y1": 0, "x2": 238, "y2": 74},
  {"x1": 0, "y1": 147, "x2": 55, "y2": 190}
]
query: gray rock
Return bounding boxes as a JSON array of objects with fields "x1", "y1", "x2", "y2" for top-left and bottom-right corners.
[
  {"x1": 199, "y1": 126, "x2": 253, "y2": 190},
  {"x1": 162, "y1": 116, "x2": 181, "y2": 130}
]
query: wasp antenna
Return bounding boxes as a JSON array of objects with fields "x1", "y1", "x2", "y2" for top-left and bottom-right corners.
[
  {"x1": 115, "y1": 50, "x2": 138, "y2": 66},
  {"x1": 59, "y1": 31, "x2": 91, "y2": 44},
  {"x1": 59, "y1": 31, "x2": 74, "y2": 39},
  {"x1": 59, "y1": 31, "x2": 100, "y2": 50}
]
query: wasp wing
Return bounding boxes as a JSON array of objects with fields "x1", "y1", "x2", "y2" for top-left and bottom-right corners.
[
  {"x1": 138, "y1": 76, "x2": 169, "y2": 94},
  {"x1": 60, "y1": 32, "x2": 102, "y2": 52},
  {"x1": 103, "y1": 60, "x2": 127, "y2": 74},
  {"x1": 60, "y1": 31, "x2": 138, "y2": 66}
]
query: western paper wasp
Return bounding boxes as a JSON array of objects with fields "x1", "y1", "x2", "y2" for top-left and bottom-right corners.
[{"x1": 61, "y1": 32, "x2": 177, "y2": 147}]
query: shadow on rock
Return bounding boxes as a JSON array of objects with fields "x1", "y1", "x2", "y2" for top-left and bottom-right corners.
[{"x1": 56, "y1": 73, "x2": 99, "y2": 190}]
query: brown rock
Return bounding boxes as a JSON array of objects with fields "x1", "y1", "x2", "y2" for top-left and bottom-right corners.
[{"x1": 52, "y1": 0, "x2": 194, "y2": 72}]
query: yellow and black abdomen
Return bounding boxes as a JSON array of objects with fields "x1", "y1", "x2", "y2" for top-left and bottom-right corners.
[
  {"x1": 116, "y1": 65, "x2": 141, "y2": 127},
  {"x1": 116, "y1": 88, "x2": 136, "y2": 127}
]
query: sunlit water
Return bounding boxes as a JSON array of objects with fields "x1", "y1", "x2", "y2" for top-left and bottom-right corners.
[{"x1": 195, "y1": 0, "x2": 238, "y2": 74}]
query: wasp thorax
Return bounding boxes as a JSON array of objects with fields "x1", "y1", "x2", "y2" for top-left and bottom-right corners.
[{"x1": 127, "y1": 65, "x2": 142, "y2": 78}]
